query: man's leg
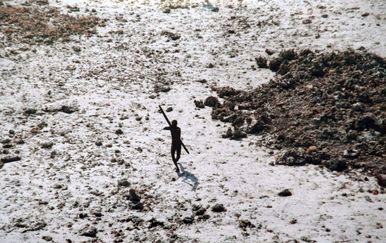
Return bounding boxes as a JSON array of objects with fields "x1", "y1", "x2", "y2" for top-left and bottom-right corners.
[
  {"x1": 171, "y1": 146, "x2": 179, "y2": 172},
  {"x1": 175, "y1": 145, "x2": 181, "y2": 162}
]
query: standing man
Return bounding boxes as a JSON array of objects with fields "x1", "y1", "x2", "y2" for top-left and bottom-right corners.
[{"x1": 163, "y1": 120, "x2": 182, "y2": 172}]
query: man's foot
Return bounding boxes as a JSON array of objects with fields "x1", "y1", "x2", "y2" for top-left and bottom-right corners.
[{"x1": 175, "y1": 167, "x2": 180, "y2": 173}]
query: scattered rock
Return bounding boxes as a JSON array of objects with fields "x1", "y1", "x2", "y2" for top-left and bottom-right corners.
[
  {"x1": 255, "y1": 56, "x2": 268, "y2": 68},
  {"x1": 117, "y1": 179, "x2": 130, "y2": 188},
  {"x1": 166, "y1": 107, "x2": 173, "y2": 112},
  {"x1": 160, "y1": 31, "x2": 181, "y2": 40},
  {"x1": 328, "y1": 160, "x2": 348, "y2": 172},
  {"x1": 79, "y1": 224, "x2": 97, "y2": 238},
  {"x1": 41, "y1": 142, "x2": 54, "y2": 149},
  {"x1": 376, "y1": 174, "x2": 386, "y2": 187},
  {"x1": 115, "y1": 129, "x2": 123, "y2": 135},
  {"x1": 194, "y1": 100, "x2": 205, "y2": 108},
  {"x1": 211, "y1": 203, "x2": 226, "y2": 212},
  {"x1": 278, "y1": 189, "x2": 292, "y2": 197},
  {"x1": 1, "y1": 155, "x2": 21, "y2": 163},
  {"x1": 239, "y1": 220, "x2": 255, "y2": 230},
  {"x1": 126, "y1": 189, "x2": 141, "y2": 204},
  {"x1": 182, "y1": 216, "x2": 194, "y2": 224},
  {"x1": 42, "y1": 236, "x2": 52, "y2": 241},
  {"x1": 204, "y1": 96, "x2": 220, "y2": 107},
  {"x1": 148, "y1": 218, "x2": 164, "y2": 228}
]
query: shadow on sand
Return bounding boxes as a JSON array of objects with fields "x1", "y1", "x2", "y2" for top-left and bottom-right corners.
[{"x1": 178, "y1": 164, "x2": 199, "y2": 191}]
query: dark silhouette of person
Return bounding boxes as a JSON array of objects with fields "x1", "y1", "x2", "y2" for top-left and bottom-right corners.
[{"x1": 163, "y1": 120, "x2": 182, "y2": 172}]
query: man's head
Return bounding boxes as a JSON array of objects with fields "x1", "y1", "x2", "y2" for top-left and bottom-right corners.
[{"x1": 171, "y1": 120, "x2": 177, "y2": 127}]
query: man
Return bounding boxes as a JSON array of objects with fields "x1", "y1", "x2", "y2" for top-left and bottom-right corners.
[{"x1": 163, "y1": 120, "x2": 182, "y2": 172}]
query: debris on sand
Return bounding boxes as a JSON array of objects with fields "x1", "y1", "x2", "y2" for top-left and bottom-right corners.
[
  {"x1": 0, "y1": 4, "x2": 103, "y2": 45},
  {"x1": 207, "y1": 49, "x2": 386, "y2": 184},
  {"x1": 79, "y1": 224, "x2": 98, "y2": 237},
  {"x1": 278, "y1": 189, "x2": 292, "y2": 197},
  {"x1": 211, "y1": 203, "x2": 226, "y2": 212}
]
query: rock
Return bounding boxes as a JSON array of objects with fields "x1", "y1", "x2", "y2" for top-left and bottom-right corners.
[
  {"x1": 115, "y1": 129, "x2": 123, "y2": 135},
  {"x1": 278, "y1": 189, "x2": 292, "y2": 197},
  {"x1": 268, "y1": 58, "x2": 282, "y2": 72},
  {"x1": 194, "y1": 100, "x2": 205, "y2": 109},
  {"x1": 95, "y1": 141, "x2": 102, "y2": 146},
  {"x1": 148, "y1": 218, "x2": 164, "y2": 228},
  {"x1": 41, "y1": 142, "x2": 54, "y2": 149},
  {"x1": 328, "y1": 160, "x2": 348, "y2": 172},
  {"x1": 265, "y1": 49, "x2": 275, "y2": 55},
  {"x1": 361, "y1": 12, "x2": 370, "y2": 17},
  {"x1": 42, "y1": 236, "x2": 52, "y2": 241},
  {"x1": 163, "y1": 8, "x2": 171, "y2": 14},
  {"x1": 126, "y1": 189, "x2": 141, "y2": 203},
  {"x1": 1, "y1": 156, "x2": 21, "y2": 163},
  {"x1": 211, "y1": 203, "x2": 226, "y2": 212},
  {"x1": 343, "y1": 149, "x2": 359, "y2": 159},
  {"x1": 255, "y1": 56, "x2": 268, "y2": 68},
  {"x1": 306, "y1": 146, "x2": 317, "y2": 154},
  {"x1": 60, "y1": 105, "x2": 77, "y2": 114},
  {"x1": 182, "y1": 216, "x2": 194, "y2": 224},
  {"x1": 204, "y1": 96, "x2": 220, "y2": 107},
  {"x1": 376, "y1": 174, "x2": 386, "y2": 187},
  {"x1": 160, "y1": 31, "x2": 180, "y2": 40},
  {"x1": 24, "y1": 108, "x2": 37, "y2": 115},
  {"x1": 239, "y1": 220, "x2": 255, "y2": 230},
  {"x1": 194, "y1": 207, "x2": 206, "y2": 216},
  {"x1": 117, "y1": 179, "x2": 130, "y2": 187},
  {"x1": 1, "y1": 138, "x2": 11, "y2": 144},
  {"x1": 211, "y1": 7, "x2": 219, "y2": 12},
  {"x1": 217, "y1": 87, "x2": 239, "y2": 98},
  {"x1": 79, "y1": 224, "x2": 97, "y2": 237},
  {"x1": 231, "y1": 128, "x2": 247, "y2": 140},
  {"x1": 302, "y1": 19, "x2": 312, "y2": 24},
  {"x1": 166, "y1": 107, "x2": 173, "y2": 112},
  {"x1": 72, "y1": 46, "x2": 81, "y2": 52}
]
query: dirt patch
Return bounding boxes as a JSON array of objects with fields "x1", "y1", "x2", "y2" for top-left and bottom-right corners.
[
  {"x1": 0, "y1": 4, "x2": 103, "y2": 45},
  {"x1": 206, "y1": 49, "x2": 386, "y2": 183}
]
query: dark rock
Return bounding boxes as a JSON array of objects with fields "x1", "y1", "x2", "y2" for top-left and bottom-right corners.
[
  {"x1": 211, "y1": 203, "x2": 226, "y2": 212},
  {"x1": 1, "y1": 138, "x2": 11, "y2": 144},
  {"x1": 24, "y1": 108, "x2": 37, "y2": 115},
  {"x1": 328, "y1": 160, "x2": 348, "y2": 172},
  {"x1": 115, "y1": 129, "x2": 123, "y2": 135},
  {"x1": 117, "y1": 179, "x2": 130, "y2": 187},
  {"x1": 278, "y1": 189, "x2": 292, "y2": 197},
  {"x1": 217, "y1": 87, "x2": 239, "y2": 98},
  {"x1": 79, "y1": 225, "x2": 97, "y2": 237},
  {"x1": 194, "y1": 100, "x2": 205, "y2": 109},
  {"x1": 95, "y1": 141, "x2": 102, "y2": 146},
  {"x1": 265, "y1": 49, "x2": 275, "y2": 55},
  {"x1": 166, "y1": 107, "x2": 173, "y2": 112},
  {"x1": 148, "y1": 218, "x2": 164, "y2": 228},
  {"x1": 343, "y1": 149, "x2": 359, "y2": 159},
  {"x1": 160, "y1": 31, "x2": 180, "y2": 40},
  {"x1": 42, "y1": 236, "x2": 52, "y2": 241},
  {"x1": 376, "y1": 174, "x2": 386, "y2": 187},
  {"x1": 204, "y1": 96, "x2": 220, "y2": 107},
  {"x1": 41, "y1": 142, "x2": 54, "y2": 149},
  {"x1": 182, "y1": 216, "x2": 194, "y2": 224},
  {"x1": 268, "y1": 58, "x2": 282, "y2": 72},
  {"x1": 126, "y1": 189, "x2": 141, "y2": 204},
  {"x1": 60, "y1": 105, "x2": 77, "y2": 114},
  {"x1": 211, "y1": 7, "x2": 219, "y2": 12},
  {"x1": 239, "y1": 220, "x2": 255, "y2": 230},
  {"x1": 1, "y1": 156, "x2": 21, "y2": 163},
  {"x1": 255, "y1": 56, "x2": 268, "y2": 68}
]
